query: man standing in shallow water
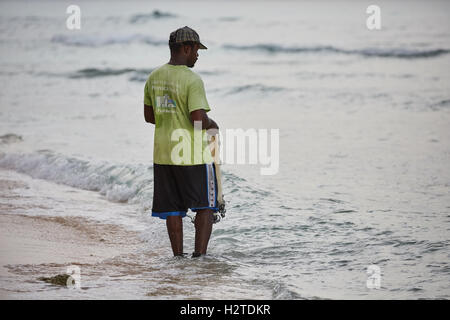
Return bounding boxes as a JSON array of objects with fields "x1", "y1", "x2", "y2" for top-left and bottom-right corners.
[{"x1": 143, "y1": 26, "x2": 220, "y2": 257}]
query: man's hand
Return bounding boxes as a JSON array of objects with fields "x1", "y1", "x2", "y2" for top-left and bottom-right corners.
[
  {"x1": 207, "y1": 119, "x2": 219, "y2": 130},
  {"x1": 190, "y1": 109, "x2": 218, "y2": 130}
]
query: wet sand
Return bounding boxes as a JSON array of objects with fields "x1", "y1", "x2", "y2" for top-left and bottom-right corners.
[
  {"x1": 0, "y1": 171, "x2": 146, "y2": 299},
  {"x1": 0, "y1": 213, "x2": 143, "y2": 273}
]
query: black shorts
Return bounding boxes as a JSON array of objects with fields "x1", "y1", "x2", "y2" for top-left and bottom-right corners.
[{"x1": 151, "y1": 163, "x2": 219, "y2": 219}]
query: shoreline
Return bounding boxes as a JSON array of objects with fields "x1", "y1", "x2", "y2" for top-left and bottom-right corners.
[
  {"x1": 0, "y1": 169, "x2": 149, "y2": 299},
  {"x1": 0, "y1": 213, "x2": 144, "y2": 298}
]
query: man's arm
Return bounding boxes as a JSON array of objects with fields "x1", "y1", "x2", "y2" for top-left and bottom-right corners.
[
  {"x1": 190, "y1": 109, "x2": 218, "y2": 130},
  {"x1": 144, "y1": 104, "x2": 155, "y2": 124}
]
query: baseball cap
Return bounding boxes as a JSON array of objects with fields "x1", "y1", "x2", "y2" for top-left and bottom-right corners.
[{"x1": 169, "y1": 26, "x2": 207, "y2": 50}]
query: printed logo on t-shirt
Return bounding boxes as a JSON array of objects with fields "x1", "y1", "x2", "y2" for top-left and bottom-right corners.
[{"x1": 156, "y1": 94, "x2": 176, "y2": 113}]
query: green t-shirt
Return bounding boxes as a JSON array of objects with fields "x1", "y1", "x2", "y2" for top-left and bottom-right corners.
[{"x1": 144, "y1": 63, "x2": 213, "y2": 165}]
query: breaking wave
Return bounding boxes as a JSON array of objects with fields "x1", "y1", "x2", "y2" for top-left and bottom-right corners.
[
  {"x1": 430, "y1": 99, "x2": 450, "y2": 110},
  {"x1": 43, "y1": 67, "x2": 223, "y2": 82},
  {"x1": 51, "y1": 34, "x2": 166, "y2": 47},
  {"x1": 0, "y1": 151, "x2": 153, "y2": 205},
  {"x1": 0, "y1": 151, "x2": 269, "y2": 211},
  {"x1": 223, "y1": 44, "x2": 450, "y2": 59},
  {"x1": 68, "y1": 67, "x2": 154, "y2": 79},
  {"x1": 0, "y1": 133, "x2": 23, "y2": 145},
  {"x1": 225, "y1": 84, "x2": 286, "y2": 95},
  {"x1": 129, "y1": 10, "x2": 177, "y2": 24}
]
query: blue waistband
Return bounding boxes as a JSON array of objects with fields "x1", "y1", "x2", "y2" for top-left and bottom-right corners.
[{"x1": 151, "y1": 211, "x2": 187, "y2": 220}]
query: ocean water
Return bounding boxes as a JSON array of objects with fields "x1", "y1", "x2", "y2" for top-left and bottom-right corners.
[{"x1": 0, "y1": 0, "x2": 449, "y2": 299}]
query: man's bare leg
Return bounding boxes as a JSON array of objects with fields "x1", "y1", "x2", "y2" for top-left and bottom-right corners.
[
  {"x1": 193, "y1": 209, "x2": 214, "y2": 256},
  {"x1": 166, "y1": 216, "x2": 183, "y2": 256}
]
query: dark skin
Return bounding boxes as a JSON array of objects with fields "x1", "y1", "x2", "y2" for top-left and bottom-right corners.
[{"x1": 144, "y1": 42, "x2": 218, "y2": 257}]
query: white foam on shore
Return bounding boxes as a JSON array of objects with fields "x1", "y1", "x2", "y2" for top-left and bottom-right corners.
[{"x1": 0, "y1": 151, "x2": 153, "y2": 208}]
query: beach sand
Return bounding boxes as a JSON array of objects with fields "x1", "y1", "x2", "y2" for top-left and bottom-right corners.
[{"x1": 0, "y1": 170, "x2": 149, "y2": 299}]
